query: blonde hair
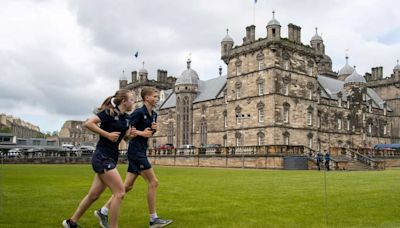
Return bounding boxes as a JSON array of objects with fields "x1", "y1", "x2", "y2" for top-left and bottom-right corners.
[
  {"x1": 98, "y1": 89, "x2": 132, "y2": 116},
  {"x1": 141, "y1": 87, "x2": 158, "y2": 101}
]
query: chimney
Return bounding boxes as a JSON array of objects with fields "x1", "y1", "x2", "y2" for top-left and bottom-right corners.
[
  {"x1": 244, "y1": 26, "x2": 251, "y2": 44},
  {"x1": 249, "y1": 25, "x2": 256, "y2": 42},
  {"x1": 131, "y1": 71, "x2": 137, "y2": 82},
  {"x1": 288, "y1": 23, "x2": 301, "y2": 43},
  {"x1": 157, "y1": 69, "x2": 162, "y2": 81},
  {"x1": 371, "y1": 67, "x2": 377, "y2": 80},
  {"x1": 378, "y1": 66, "x2": 383, "y2": 80}
]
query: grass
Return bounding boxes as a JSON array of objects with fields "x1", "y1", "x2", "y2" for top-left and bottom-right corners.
[{"x1": 1, "y1": 164, "x2": 400, "y2": 227}]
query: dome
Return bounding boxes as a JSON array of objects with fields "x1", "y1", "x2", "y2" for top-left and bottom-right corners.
[
  {"x1": 139, "y1": 61, "x2": 148, "y2": 74},
  {"x1": 175, "y1": 59, "x2": 199, "y2": 85},
  {"x1": 267, "y1": 11, "x2": 280, "y2": 27},
  {"x1": 139, "y1": 67, "x2": 148, "y2": 74},
  {"x1": 221, "y1": 29, "x2": 234, "y2": 43},
  {"x1": 311, "y1": 28, "x2": 323, "y2": 42},
  {"x1": 338, "y1": 56, "x2": 354, "y2": 76},
  {"x1": 394, "y1": 60, "x2": 400, "y2": 72},
  {"x1": 345, "y1": 69, "x2": 366, "y2": 84}
]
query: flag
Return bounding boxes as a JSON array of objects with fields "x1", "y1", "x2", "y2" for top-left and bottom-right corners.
[
  {"x1": 134, "y1": 51, "x2": 138, "y2": 58},
  {"x1": 254, "y1": 0, "x2": 257, "y2": 3}
]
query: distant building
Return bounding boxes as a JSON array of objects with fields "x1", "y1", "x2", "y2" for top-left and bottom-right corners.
[
  {"x1": 59, "y1": 120, "x2": 97, "y2": 147},
  {"x1": 0, "y1": 113, "x2": 41, "y2": 138}
]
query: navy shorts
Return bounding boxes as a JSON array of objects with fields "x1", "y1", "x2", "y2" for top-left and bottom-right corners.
[
  {"x1": 127, "y1": 156, "x2": 152, "y2": 174},
  {"x1": 91, "y1": 151, "x2": 117, "y2": 174}
]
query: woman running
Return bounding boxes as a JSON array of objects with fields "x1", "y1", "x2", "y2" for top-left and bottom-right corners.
[{"x1": 62, "y1": 89, "x2": 134, "y2": 228}]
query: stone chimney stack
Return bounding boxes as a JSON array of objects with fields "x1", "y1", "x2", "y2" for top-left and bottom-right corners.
[
  {"x1": 131, "y1": 71, "x2": 137, "y2": 82},
  {"x1": 288, "y1": 23, "x2": 301, "y2": 43}
]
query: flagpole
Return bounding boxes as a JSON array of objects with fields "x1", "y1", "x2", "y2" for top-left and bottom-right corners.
[{"x1": 253, "y1": 0, "x2": 256, "y2": 25}]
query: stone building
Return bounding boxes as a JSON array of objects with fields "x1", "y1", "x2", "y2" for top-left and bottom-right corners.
[
  {"x1": 121, "y1": 12, "x2": 400, "y2": 150},
  {"x1": 59, "y1": 120, "x2": 98, "y2": 147},
  {"x1": 119, "y1": 63, "x2": 177, "y2": 108},
  {"x1": 0, "y1": 113, "x2": 41, "y2": 138}
]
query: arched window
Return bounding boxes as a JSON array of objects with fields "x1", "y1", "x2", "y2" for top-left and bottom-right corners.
[
  {"x1": 307, "y1": 133, "x2": 313, "y2": 148},
  {"x1": 200, "y1": 118, "x2": 207, "y2": 146},
  {"x1": 283, "y1": 131, "x2": 290, "y2": 145},
  {"x1": 167, "y1": 122, "x2": 174, "y2": 144},
  {"x1": 283, "y1": 103, "x2": 290, "y2": 123},
  {"x1": 257, "y1": 102, "x2": 265, "y2": 123},
  {"x1": 182, "y1": 96, "x2": 190, "y2": 145},
  {"x1": 257, "y1": 132, "x2": 265, "y2": 145},
  {"x1": 235, "y1": 132, "x2": 242, "y2": 146},
  {"x1": 223, "y1": 110, "x2": 227, "y2": 128},
  {"x1": 307, "y1": 106, "x2": 313, "y2": 126}
]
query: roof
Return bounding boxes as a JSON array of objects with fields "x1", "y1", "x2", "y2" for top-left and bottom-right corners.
[
  {"x1": 160, "y1": 76, "x2": 227, "y2": 109},
  {"x1": 317, "y1": 75, "x2": 389, "y2": 110}
]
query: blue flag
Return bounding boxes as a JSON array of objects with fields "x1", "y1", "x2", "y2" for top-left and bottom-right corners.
[{"x1": 134, "y1": 51, "x2": 138, "y2": 58}]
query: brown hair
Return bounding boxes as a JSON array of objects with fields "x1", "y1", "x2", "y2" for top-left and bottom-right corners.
[
  {"x1": 98, "y1": 89, "x2": 132, "y2": 116},
  {"x1": 141, "y1": 87, "x2": 158, "y2": 101}
]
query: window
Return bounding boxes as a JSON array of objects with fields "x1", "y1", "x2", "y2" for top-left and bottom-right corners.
[
  {"x1": 167, "y1": 122, "x2": 174, "y2": 144},
  {"x1": 309, "y1": 89, "x2": 313, "y2": 100},
  {"x1": 384, "y1": 106, "x2": 387, "y2": 116},
  {"x1": 283, "y1": 84, "x2": 289, "y2": 95},
  {"x1": 307, "y1": 111, "x2": 313, "y2": 126},
  {"x1": 337, "y1": 118, "x2": 342, "y2": 130},
  {"x1": 368, "y1": 104, "x2": 372, "y2": 113},
  {"x1": 284, "y1": 135, "x2": 289, "y2": 145},
  {"x1": 338, "y1": 98, "x2": 342, "y2": 107},
  {"x1": 283, "y1": 104, "x2": 290, "y2": 123},
  {"x1": 258, "y1": 83, "x2": 264, "y2": 96},
  {"x1": 347, "y1": 119, "x2": 351, "y2": 131},
  {"x1": 236, "y1": 88, "x2": 241, "y2": 99},
  {"x1": 257, "y1": 133, "x2": 265, "y2": 145},
  {"x1": 384, "y1": 124, "x2": 387, "y2": 135},
  {"x1": 200, "y1": 119, "x2": 207, "y2": 146},
  {"x1": 236, "y1": 136, "x2": 241, "y2": 146},
  {"x1": 368, "y1": 123, "x2": 372, "y2": 134},
  {"x1": 223, "y1": 136, "x2": 228, "y2": 147},
  {"x1": 308, "y1": 137, "x2": 313, "y2": 148},
  {"x1": 258, "y1": 61, "x2": 263, "y2": 71},
  {"x1": 236, "y1": 66, "x2": 241, "y2": 75},
  {"x1": 224, "y1": 113, "x2": 227, "y2": 128},
  {"x1": 258, "y1": 109, "x2": 264, "y2": 123},
  {"x1": 236, "y1": 113, "x2": 241, "y2": 125},
  {"x1": 317, "y1": 112, "x2": 321, "y2": 128}
]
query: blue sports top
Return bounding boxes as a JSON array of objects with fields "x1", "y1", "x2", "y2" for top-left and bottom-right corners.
[
  {"x1": 128, "y1": 105, "x2": 157, "y2": 156},
  {"x1": 96, "y1": 109, "x2": 129, "y2": 162}
]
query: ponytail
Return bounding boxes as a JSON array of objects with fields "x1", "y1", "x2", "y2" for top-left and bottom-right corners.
[{"x1": 97, "y1": 89, "x2": 132, "y2": 117}]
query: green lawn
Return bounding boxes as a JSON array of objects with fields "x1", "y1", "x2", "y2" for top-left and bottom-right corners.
[{"x1": 1, "y1": 164, "x2": 399, "y2": 228}]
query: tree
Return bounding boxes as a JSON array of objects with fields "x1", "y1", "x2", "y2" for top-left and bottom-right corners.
[{"x1": 0, "y1": 126, "x2": 11, "y2": 133}]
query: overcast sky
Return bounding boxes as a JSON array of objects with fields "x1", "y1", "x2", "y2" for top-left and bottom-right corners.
[{"x1": 1, "y1": 0, "x2": 400, "y2": 133}]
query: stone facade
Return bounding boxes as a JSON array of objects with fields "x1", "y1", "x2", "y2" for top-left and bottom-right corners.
[
  {"x1": 121, "y1": 13, "x2": 400, "y2": 151},
  {"x1": 59, "y1": 120, "x2": 98, "y2": 147},
  {"x1": 0, "y1": 113, "x2": 41, "y2": 138}
]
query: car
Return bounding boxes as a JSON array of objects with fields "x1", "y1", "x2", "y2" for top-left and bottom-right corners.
[
  {"x1": 78, "y1": 145, "x2": 95, "y2": 151},
  {"x1": 157, "y1": 144, "x2": 175, "y2": 150},
  {"x1": 179, "y1": 144, "x2": 196, "y2": 149}
]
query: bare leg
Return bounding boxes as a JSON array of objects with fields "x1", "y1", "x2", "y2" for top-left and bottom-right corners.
[
  {"x1": 98, "y1": 169, "x2": 125, "y2": 228},
  {"x1": 103, "y1": 172, "x2": 139, "y2": 209},
  {"x1": 139, "y1": 168, "x2": 158, "y2": 214},
  {"x1": 70, "y1": 174, "x2": 107, "y2": 222}
]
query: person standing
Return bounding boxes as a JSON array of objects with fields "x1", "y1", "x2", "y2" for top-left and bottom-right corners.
[
  {"x1": 324, "y1": 150, "x2": 331, "y2": 171},
  {"x1": 96, "y1": 87, "x2": 172, "y2": 228},
  {"x1": 316, "y1": 150, "x2": 323, "y2": 171},
  {"x1": 62, "y1": 89, "x2": 134, "y2": 228}
]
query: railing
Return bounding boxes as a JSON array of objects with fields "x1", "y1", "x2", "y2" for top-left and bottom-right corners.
[
  {"x1": 149, "y1": 145, "x2": 310, "y2": 157},
  {"x1": 357, "y1": 147, "x2": 400, "y2": 158},
  {"x1": 346, "y1": 148, "x2": 385, "y2": 170}
]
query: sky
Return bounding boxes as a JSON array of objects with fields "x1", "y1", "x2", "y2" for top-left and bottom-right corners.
[{"x1": 1, "y1": 0, "x2": 400, "y2": 133}]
